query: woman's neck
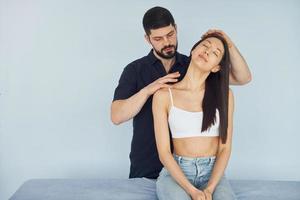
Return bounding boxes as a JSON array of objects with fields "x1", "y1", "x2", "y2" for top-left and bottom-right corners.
[{"x1": 178, "y1": 62, "x2": 209, "y2": 91}]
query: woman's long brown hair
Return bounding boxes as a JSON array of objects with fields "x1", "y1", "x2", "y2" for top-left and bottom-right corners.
[{"x1": 190, "y1": 33, "x2": 230, "y2": 144}]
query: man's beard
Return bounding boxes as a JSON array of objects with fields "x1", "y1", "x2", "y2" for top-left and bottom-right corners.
[{"x1": 154, "y1": 44, "x2": 178, "y2": 59}]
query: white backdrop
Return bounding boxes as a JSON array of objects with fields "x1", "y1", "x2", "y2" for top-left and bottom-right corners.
[{"x1": 1, "y1": 0, "x2": 300, "y2": 199}]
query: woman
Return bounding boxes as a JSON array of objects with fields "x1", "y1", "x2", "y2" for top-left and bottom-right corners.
[{"x1": 152, "y1": 33, "x2": 236, "y2": 200}]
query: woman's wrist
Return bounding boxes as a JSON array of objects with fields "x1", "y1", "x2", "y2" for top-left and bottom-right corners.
[
  {"x1": 187, "y1": 185, "x2": 199, "y2": 195},
  {"x1": 204, "y1": 185, "x2": 214, "y2": 194}
]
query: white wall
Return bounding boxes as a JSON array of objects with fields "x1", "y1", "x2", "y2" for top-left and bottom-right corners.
[{"x1": 1, "y1": 0, "x2": 299, "y2": 199}]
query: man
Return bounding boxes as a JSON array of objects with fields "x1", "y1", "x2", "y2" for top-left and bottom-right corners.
[{"x1": 111, "y1": 6, "x2": 251, "y2": 180}]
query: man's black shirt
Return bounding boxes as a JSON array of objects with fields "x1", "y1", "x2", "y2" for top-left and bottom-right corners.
[{"x1": 113, "y1": 50, "x2": 190, "y2": 179}]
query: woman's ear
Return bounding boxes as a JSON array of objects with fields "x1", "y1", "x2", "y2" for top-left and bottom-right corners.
[{"x1": 211, "y1": 65, "x2": 221, "y2": 73}]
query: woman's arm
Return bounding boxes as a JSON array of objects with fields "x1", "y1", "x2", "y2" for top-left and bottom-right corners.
[
  {"x1": 152, "y1": 89, "x2": 200, "y2": 196},
  {"x1": 204, "y1": 88, "x2": 235, "y2": 194}
]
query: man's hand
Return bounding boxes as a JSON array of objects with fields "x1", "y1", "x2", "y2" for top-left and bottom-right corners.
[
  {"x1": 202, "y1": 29, "x2": 252, "y2": 85},
  {"x1": 202, "y1": 29, "x2": 233, "y2": 48},
  {"x1": 144, "y1": 72, "x2": 180, "y2": 96}
]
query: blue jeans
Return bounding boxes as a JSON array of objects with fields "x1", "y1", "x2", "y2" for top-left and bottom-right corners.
[{"x1": 156, "y1": 154, "x2": 236, "y2": 200}]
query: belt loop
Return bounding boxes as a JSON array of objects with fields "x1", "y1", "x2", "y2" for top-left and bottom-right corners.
[
  {"x1": 178, "y1": 156, "x2": 182, "y2": 164},
  {"x1": 209, "y1": 157, "x2": 214, "y2": 165}
]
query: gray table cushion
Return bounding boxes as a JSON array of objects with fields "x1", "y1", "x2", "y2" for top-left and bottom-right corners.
[{"x1": 10, "y1": 178, "x2": 300, "y2": 200}]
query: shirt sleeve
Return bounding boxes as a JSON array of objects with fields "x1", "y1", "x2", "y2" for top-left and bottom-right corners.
[{"x1": 113, "y1": 63, "x2": 138, "y2": 101}]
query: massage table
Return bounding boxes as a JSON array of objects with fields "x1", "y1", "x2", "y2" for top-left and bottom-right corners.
[{"x1": 10, "y1": 178, "x2": 300, "y2": 200}]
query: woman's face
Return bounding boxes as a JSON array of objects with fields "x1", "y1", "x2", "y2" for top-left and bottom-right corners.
[{"x1": 191, "y1": 37, "x2": 225, "y2": 72}]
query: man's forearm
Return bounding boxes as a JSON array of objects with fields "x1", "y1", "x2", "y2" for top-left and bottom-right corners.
[
  {"x1": 111, "y1": 88, "x2": 150, "y2": 125},
  {"x1": 229, "y1": 44, "x2": 252, "y2": 85}
]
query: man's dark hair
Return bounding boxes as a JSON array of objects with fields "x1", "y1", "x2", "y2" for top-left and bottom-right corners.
[{"x1": 142, "y1": 6, "x2": 175, "y2": 35}]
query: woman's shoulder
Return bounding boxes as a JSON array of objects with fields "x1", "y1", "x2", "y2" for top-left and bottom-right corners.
[
  {"x1": 228, "y1": 87, "x2": 234, "y2": 99},
  {"x1": 154, "y1": 85, "x2": 184, "y2": 98},
  {"x1": 153, "y1": 87, "x2": 170, "y2": 100},
  {"x1": 228, "y1": 88, "x2": 234, "y2": 111},
  {"x1": 152, "y1": 88, "x2": 171, "y2": 110}
]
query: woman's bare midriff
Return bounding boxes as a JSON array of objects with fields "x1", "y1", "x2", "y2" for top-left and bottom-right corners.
[{"x1": 173, "y1": 136, "x2": 219, "y2": 157}]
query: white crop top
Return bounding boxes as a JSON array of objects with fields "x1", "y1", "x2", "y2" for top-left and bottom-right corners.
[{"x1": 167, "y1": 88, "x2": 220, "y2": 138}]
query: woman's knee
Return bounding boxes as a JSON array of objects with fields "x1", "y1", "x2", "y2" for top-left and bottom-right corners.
[
  {"x1": 156, "y1": 176, "x2": 191, "y2": 200},
  {"x1": 212, "y1": 176, "x2": 237, "y2": 200}
]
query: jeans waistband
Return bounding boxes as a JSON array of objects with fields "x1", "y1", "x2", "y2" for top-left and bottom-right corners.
[{"x1": 174, "y1": 154, "x2": 216, "y2": 164}]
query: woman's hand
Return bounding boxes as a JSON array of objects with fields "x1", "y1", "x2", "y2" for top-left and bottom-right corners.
[
  {"x1": 190, "y1": 189, "x2": 206, "y2": 200},
  {"x1": 203, "y1": 188, "x2": 213, "y2": 200}
]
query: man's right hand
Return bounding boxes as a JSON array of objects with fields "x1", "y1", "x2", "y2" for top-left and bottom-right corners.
[
  {"x1": 144, "y1": 72, "x2": 180, "y2": 96},
  {"x1": 111, "y1": 72, "x2": 180, "y2": 125}
]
